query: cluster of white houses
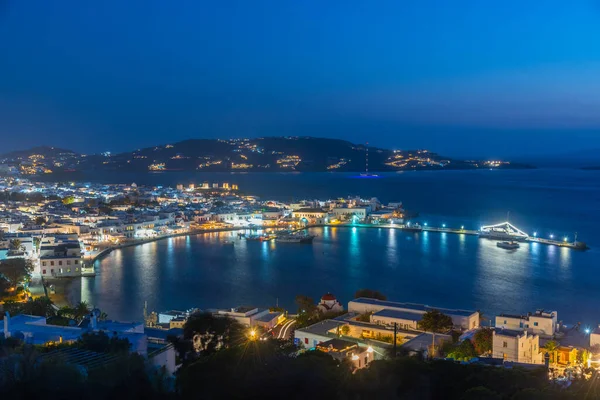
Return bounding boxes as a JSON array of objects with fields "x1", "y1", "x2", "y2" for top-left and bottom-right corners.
[{"x1": 293, "y1": 295, "x2": 577, "y2": 368}]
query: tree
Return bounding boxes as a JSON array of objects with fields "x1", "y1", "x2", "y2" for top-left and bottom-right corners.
[
  {"x1": 62, "y1": 195, "x2": 75, "y2": 205},
  {"x1": 34, "y1": 216, "x2": 46, "y2": 226},
  {"x1": 419, "y1": 309, "x2": 453, "y2": 358},
  {"x1": 0, "y1": 258, "x2": 33, "y2": 289},
  {"x1": 77, "y1": 331, "x2": 131, "y2": 353},
  {"x1": 73, "y1": 301, "x2": 91, "y2": 322},
  {"x1": 57, "y1": 306, "x2": 75, "y2": 319},
  {"x1": 183, "y1": 312, "x2": 245, "y2": 357},
  {"x1": 542, "y1": 340, "x2": 559, "y2": 365},
  {"x1": 354, "y1": 288, "x2": 387, "y2": 300},
  {"x1": 340, "y1": 325, "x2": 350, "y2": 336},
  {"x1": 446, "y1": 339, "x2": 478, "y2": 360},
  {"x1": 21, "y1": 297, "x2": 55, "y2": 317},
  {"x1": 419, "y1": 309, "x2": 453, "y2": 333},
  {"x1": 8, "y1": 239, "x2": 22, "y2": 251},
  {"x1": 0, "y1": 277, "x2": 11, "y2": 296},
  {"x1": 295, "y1": 295, "x2": 316, "y2": 315},
  {"x1": 295, "y1": 295, "x2": 318, "y2": 328},
  {"x1": 473, "y1": 328, "x2": 493, "y2": 355}
]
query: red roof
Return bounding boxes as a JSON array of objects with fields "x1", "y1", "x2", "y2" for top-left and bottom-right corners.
[{"x1": 321, "y1": 293, "x2": 337, "y2": 301}]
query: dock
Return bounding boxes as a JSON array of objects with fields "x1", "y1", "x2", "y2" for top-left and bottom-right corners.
[{"x1": 308, "y1": 221, "x2": 589, "y2": 250}]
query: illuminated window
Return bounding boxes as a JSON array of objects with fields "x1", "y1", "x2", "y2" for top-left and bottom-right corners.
[{"x1": 503, "y1": 341, "x2": 508, "y2": 348}]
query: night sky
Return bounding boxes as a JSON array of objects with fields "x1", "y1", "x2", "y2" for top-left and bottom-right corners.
[{"x1": 1, "y1": 1, "x2": 599, "y2": 158}]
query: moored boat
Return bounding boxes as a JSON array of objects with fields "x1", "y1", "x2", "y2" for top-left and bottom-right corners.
[
  {"x1": 497, "y1": 241, "x2": 520, "y2": 250},
  {"x1": 275, "y1": 233, "x2": 315, "y2": 243}
]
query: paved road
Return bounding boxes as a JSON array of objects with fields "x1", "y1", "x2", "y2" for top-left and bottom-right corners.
[{"x1": 273, "y1": 319, "x2": 296, "y2": 340}]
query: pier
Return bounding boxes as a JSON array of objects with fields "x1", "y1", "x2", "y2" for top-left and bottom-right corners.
[{"x1": 311, "y1": 221, "x2": 589, "y2": 250}]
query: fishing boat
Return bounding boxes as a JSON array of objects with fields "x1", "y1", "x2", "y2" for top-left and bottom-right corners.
[{"x1": 275, "y1": 232, "x2": 315, "y2": 243}]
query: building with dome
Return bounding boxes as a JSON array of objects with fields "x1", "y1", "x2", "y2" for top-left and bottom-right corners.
[{"x1": 317, "y1": 293, "x2": 344, "y2": 314}]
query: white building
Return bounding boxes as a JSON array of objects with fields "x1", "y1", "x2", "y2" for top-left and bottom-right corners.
[
  {"x1": 348, "y1": 298, "x2": 479, "y2": 330},
  {"x1": 492, "y1": 328, "x2": 543, "y2": 364},
  {"x1": 330, "y1": 207, "x2": 369, "y2": 220},
  {"x1": 590, "y1": 326, "x2": 600, "y2": 349},
  {"x1": 317, "y1": 293, "x2": 344, "y2": 314},
  {"x1": 495, "y1": 310, "x2": 558, "y2": 337},
  {"x1": 216, "y1": 307, "x2": 270, "y2": 327},
  {"x1": 291, "y1": 208, "x2": 328, "y2": 224},
  {"x1": 39, "y1": 241, "x2": 84, "y2": 278}
]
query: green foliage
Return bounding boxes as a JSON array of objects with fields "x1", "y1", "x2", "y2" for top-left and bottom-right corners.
[
  {"x1": 4, "y1": 297, "x2": 55, "y2": 317},
  {"x1": 181, "y1": 312, "x2": 245, "y2": 359},
  {"x1": 340, "y1": 325, "x2": 350, "y2": 335},
  {"x1": 8, "y1": 239, "x2": 22, "y2": 251},
  {"x1": 419, "y1": 309, "x2": 454, "y2": 333},
  {"x1": 294, "y1": 294, "x2": 320, "y2": 328},
  {"x1": 542, "y1": 340, "x2": 559, "y2": 364},
  {"x1": 0, "y1": 277, "x2": 11, "y2": 295},
  {"x1": 61, "y1": 195, "x2": 75, "y2": 205},
  {"x1": 356, "y1": 312, "x2": 372, "y2": 322},
  {"x1": 446, "y1": 339, "x2": 478, "y2": 360},
  {"x1": 73, "y1": 301, "x2": 91, "y2": 322},
  {"x1": 0, "y1": 258, "x2": 33, "y2": 288},
  {"x1": 473, "y1": 328, "x2": 493, "y2": 355},
  {"x1": 77, "y1": 331, "x2": 131, "y2": 354},
  {"x1": 354, "y1": 288, "x2": 387, "y2": 300}
]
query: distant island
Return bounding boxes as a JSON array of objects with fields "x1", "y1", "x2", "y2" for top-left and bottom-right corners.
[{"x1": 0, "y1": 137, "x2": 534, "y2": 176}]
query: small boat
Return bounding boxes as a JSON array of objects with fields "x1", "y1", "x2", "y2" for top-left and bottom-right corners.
[
  {"x1": 497, "y1": 241, "x2": 520, "y2": 250},
  {"x1": 246, "y1": 234, "x2": 275, "y2": 242},
  {"x1": 221, "y1": 241, "x2": 235, "y2": 246},
  {"x1": 402, "y1": 223, "x2": 423, "y2": 232},
  {"x1": 275, "y1": 233, "x2": 315, "y2": 243}
]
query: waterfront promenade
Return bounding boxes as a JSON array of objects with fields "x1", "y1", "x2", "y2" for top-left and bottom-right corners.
[{"x1": 82, "y1": 220, "x2": 588, "y2": 267}]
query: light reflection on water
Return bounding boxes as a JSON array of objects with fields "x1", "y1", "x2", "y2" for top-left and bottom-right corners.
[{"x1": 75, "y1": 227, "x2": 594, "y2": 325}]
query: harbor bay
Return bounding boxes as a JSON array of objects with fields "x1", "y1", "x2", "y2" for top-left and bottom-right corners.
[{"x1": 66, "y1": 168, "x2": 600, "y2": 324}]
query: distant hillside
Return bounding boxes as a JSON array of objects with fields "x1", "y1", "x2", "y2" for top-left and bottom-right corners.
[
  {"x1": 0, "y1": 146, "x2": 77, "y2": 161},
  {"x1": 1, "y1": 137, "x2": 534, "y2": 174}
]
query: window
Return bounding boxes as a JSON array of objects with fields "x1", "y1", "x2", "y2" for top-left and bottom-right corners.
[
  {"x1": 503, "y1": 341, "x2": 508, "y2": 348},
  {"x1": 59, "y1": 261, "x2": 63, "y2": 266},
  {"x1": 42, "y1": 261, "x2": 47, "y2": 267},
  {"x1": 75, "y1": 260, "x2": 79, "y2": 264},
  {"x1": 50, "y1": 261, "x2": 54, "y2": 266},
  {"x1": 304, "y1": 338, "x2": 308, "y2": 345},
  {"x1": 534, "y1": 344, "x2": 537, "y2": 350},
  {"x1": 67, "y1": 260, "x2": 71, "y2": 265},
  {"x1": 521, "y1": 343, "x2": 523, "y2": 348},
  {"x1": 534, "y1": 322, "x2": 538, "y2": 326},
  {"x1": 42, "y1": 269, "x2": 46, "y2": 275},
  {"x1": 503, "y1": 320, "x2": 507, "y2": 324},
  {"x1": 51, "y1": 269, "x2": 54, "y2": 274}
]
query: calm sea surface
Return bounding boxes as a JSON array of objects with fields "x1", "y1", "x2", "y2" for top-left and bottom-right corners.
[{"x1": 65, "y1": 169, "x2": 600, "y2": 324}]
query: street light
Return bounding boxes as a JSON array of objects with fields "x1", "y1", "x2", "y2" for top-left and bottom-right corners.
[
  {"x1": 249, "y1": 329, "x2": 257, "y2": 340},
  {"x1": 550, "y1": 234, "x2": 554, "y2": 239},
  {"x1": 460, "y1": 225, "x2": 464, "y2": 230},
  {"x1": 533, "y1": 232, "x2": 537, "y2": 237},
  {"x1": 424, "y1": 222, "x2": 427, "y2": 226},
  {"x1": 585, "y1": 328, "x2": 591, "y2": 335},
  {"x1": 442, "y1": 224, "x2": 446, "y2": 228}
]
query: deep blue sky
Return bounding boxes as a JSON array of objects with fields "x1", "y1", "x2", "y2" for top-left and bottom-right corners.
[{"x1": 1, "y1": 1, "x2": 599, "y2": 158}]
